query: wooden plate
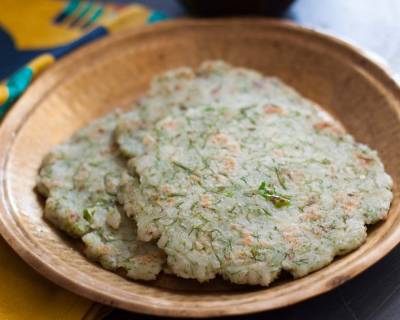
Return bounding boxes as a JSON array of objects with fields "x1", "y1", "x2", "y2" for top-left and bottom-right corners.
[{"x1": 0, "y1": 19, "x2": 399, "y2": 318}]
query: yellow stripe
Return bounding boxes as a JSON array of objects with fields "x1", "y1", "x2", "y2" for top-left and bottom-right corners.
[
  {"x1": 27, "y1": 54, "x2": 55, "y2": 77},
  {"x1": 103, "y1": 5, "x2": 150, "y2": 33},
  {"x1": 0, "y1": 85, "x2": 10, "y2": 106},
  {"x1": 0, "y1": 0, "x2": 83, "y2": 49}
]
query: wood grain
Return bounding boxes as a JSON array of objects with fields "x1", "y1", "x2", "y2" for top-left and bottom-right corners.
[{"x1": 0, "y1": 19, "x2": 399, "y2": 318}]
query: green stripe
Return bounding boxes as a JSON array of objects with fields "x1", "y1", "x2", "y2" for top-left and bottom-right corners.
[
  {"x1": 0, "y1": 67, "x2": 33, "y2": 115},
  {"x1": 64, "y1": 0, "x2": 80, "y2": 17},
  {"x1": 75, "y1": 1, "x2": 94, "y2": 22},
  {"x1": 88, "y1": 6, "x2": 104, "y2": 24}
]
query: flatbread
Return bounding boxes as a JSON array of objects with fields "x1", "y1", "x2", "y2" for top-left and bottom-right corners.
[
  {"x1": 118, "y1": 67, "x2": 392, "y2": 285},
  {"x1": 37, "y1": 113, "x2": 165, "y2": 280}
]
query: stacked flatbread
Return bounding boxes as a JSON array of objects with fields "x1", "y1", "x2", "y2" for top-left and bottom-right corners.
[{"x1": 37, "y1": 61, "x2": 393, "y2": 286}]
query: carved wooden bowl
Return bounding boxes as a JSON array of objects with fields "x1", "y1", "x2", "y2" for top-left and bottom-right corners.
[{"x1": 0, "y1": 19, "x2": 399, "y2": 317}]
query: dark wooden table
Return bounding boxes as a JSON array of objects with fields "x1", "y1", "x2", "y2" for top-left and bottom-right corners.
[{"x1": 105, "y1": 1, "x2": 400, "y2": 319}]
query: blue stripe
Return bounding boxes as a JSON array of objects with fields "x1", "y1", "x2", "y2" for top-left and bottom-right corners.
[{"x1": 50, "y1": 26, "x2": 108, "y2": 59}]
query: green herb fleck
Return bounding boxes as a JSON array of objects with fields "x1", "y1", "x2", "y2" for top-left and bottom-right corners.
[
  {"x1": 274, "y1": 167, "x2": 287, "y2": 190},
  {"x1": 224, "y1": 190, "x2": 234, "y2": 197},
  {"x1": 83, "y1": 208, "x2": 95, "y2": 223},
  {"x1": 293, "y1": 258, "x2": 308, "y2": 266},
  {"x1": 250, "y1": 248, "x2": 264, "y2": 261},
  {"x1": 260, "y1": 208, "x2": 272, "y2": 217},
  {"x1": 258, "y1": 182, "x2": 291, "y2": 208},
  {"x1": 95, "y1": 198, "x2": 111, "y2": 207},
  {"x1": 168, "y1": 192, "x2": 187, "y2": 197},
  {"x1": 321, "y1": 159, "x2": 331, "y2": 165},
  {"x1": 239, "y1": 104, "x2": 257, "y2": 125},
  {"x1": 189, "y1": 225, "x2": 202, "y2": 236},
  {"x1": 172, "y1": 160, "x2": 198, "y2": 176}
]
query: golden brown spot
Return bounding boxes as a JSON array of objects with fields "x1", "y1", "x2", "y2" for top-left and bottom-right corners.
[
  {"x1": 234, "y1": 250, "x2": 248, "y2": 260},
  {"x1": 143, "y1": 134, "x2": 155, "y2": 145},
  {"x1": 314, "y1": 121, "x2": 345, "y2": 137},
  {"x1": 195, "y1": 240, "x2": 204, "y2": 250},
  {"x1": 230, "y1": 223, "x2": 240, "y2": 230},
  {"x1": 263, "y1": 104, "x2": 283, "y2": 114},
  {"x1": 241, "y1": 229, "x2": 252, "y2": 237},
  {"x1": 163, "y1": 120, "x2": 178, "y2": 130},
  {"x1": 227, "y1": 142, "x2": 241, "y2": 154},
  {"x1": 355, "y1": 151, "x2": 375, "y2": 167},
  {"x1": 215, "y1": 175, "x2": 227, "y2": 184},
  {"x1": 311, "y1": 226, "x2": 324, "y2": 237},
  {"x1": 283, "y1": 234, "x2": 300, "y2": 248},
  {"x1": 96, "y1": 243, "x2": 114, "y2": 255},
  {"x1": 335, "y1": 193, "x2": 360, "y2": 213},
  {"x1": 273, "y1": 149, "x2": 284, "y2": 157},
  {"x1": 301, "y1": 212, "x2": 321, "y2": 222},
  {"x1": 161, "y1": 184, "x2": 172, "y2": 194},
  {"x1": 51, "y1": 180, "x2": 66, "y2": 188},
  {"x1": 198, "y1": 61, "x2": 226, "y2": 76},
  {"x1": 144, "y1": 224, "x2": 160, "y2": 240},
  {"x1": 240, "y1": 235, "x2": 253, "y2": 245},
  {"x1": 259, "y1": 240, "x2": 269, "y2": 248},
  {"x1": 210, "y1": 133, "x2": 230, "y2": 145},
  {"x1": 304, "y1": 195, "x2": 318, "y2": 207},
  {"x1": 138, "y1": 255, "x2": 156, "y2": 263},
  {"x1": 313, "y1": 121, "x2": 332, "y2": 130},
  {"x1": 175, "y1": 68, "x2": 195, "y2": 80},
  {"x1": 197, "y1": 235, "x2": 211, "y2": 251},
  {"x1": 166, "y1": 198, "x2": 176, "y2": 206},
  {"x1": 190, "y1": 174, "x2": 201, "y2": 182},
  {"x1": 282, "y1": 226, "x2": 301, "y2": 248},
  {"x1": 157, "y1": 234, "x2": 168, "y2": 247},
  {"x1": 287, "y1": 170, "x2": 305, "y2": 183},
  {"x1": 210, "y1": 133, "x2": 240, "y2": 154},
  {"x1": 200, "y1": 194, "x2": 212, "y2": 208},
  {"x1": 106, "y1": 210, "x2": 121, "y2": 229},
  {"x1": 223, "y1": 157, "x2": 237, "y2": 172}
]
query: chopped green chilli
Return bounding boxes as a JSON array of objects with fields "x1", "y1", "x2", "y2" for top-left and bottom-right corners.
[{"x1": 258, "y1": 182, "x2": 291, "y2": 208}]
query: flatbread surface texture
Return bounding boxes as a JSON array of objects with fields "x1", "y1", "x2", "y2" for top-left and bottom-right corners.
[
  {"x1": 118, "y1": 62, "x2": 392, "y2": 286},
  {"x1": 37, "y1": 113, "x2": 165, "y2": 280}
]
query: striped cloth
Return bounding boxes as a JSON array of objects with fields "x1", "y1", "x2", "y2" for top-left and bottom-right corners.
[{"x1": 0, "y1": 0, "x2": 166, "y2": 114}]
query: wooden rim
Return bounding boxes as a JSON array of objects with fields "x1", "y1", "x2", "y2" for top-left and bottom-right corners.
[{"x1": 0, "y1": 19, "x2": 399, "y2": 317}]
